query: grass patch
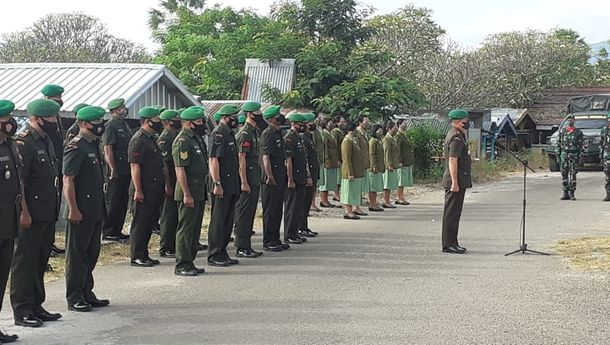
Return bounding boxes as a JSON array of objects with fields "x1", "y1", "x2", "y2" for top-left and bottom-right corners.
[
  {"x1": 472, "y1": 149, "x2": 549, "y2": 183},
  {"x1": 553, "y1": 237, "x2": 610, "y2": 271}
]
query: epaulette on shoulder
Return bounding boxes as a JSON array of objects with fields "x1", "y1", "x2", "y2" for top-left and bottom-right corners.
[{"x1": 17, "y1": 129, "x2": 29, "y2": 138}]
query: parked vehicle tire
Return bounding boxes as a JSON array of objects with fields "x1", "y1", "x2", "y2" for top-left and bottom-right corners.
[{"x1": 548, "y1": 155, "x2": 560, "y2": 172}]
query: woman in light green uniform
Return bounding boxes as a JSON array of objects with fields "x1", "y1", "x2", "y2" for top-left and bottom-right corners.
[
  {"x1": 396, "y1": 119, "x2": 414, "y2": 205},
  {"x1": 382, "y1": 121, "x2": 400, "y2": 209},
  {"x1": 340, "y1": 122, "x2": 365, "y2": 220},
  {"x1": 368, "y1": 124, "x2": 385, "y2": 212}
]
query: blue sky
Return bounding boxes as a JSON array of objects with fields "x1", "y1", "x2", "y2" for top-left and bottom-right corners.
[{"x1": 1, "y1": 0, "x2": 609, "y2": 52}]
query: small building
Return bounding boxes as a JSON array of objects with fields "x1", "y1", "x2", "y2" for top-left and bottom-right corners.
[
  {"x1": 242, "y1": 59, "x2": 296, "y2": 102},
  {"x1": 482, "y1": 114, "x2": 520, "y2": 160},
  {"x1": 0, "y1": 63, "x2": 201, "y2": 121},
  {"x1": 518, "y1": 87, "x2": 610, "y2": 144}
]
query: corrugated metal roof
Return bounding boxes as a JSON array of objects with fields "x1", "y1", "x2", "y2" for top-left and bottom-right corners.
[
  {"x1": 0, "y1": 63, "x2": 201, "y2": 116},
  {"x1": 242, "y1": 59, "x2": 295, "y2": 102}
]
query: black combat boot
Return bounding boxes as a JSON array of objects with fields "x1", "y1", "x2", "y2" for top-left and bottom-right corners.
[
  {"x1": 569, "y1": 191, "x2": 576, "y2": 200},
  {"x1": 560, "y1": 191, "x2": 570, "y2": 200},
  {"x1": 604, "y1": 192, "x2": 610, "y2": 202}
]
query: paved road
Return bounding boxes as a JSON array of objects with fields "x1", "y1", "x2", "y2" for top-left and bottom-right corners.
[{"x1": 2, "y1": 172, "x2": 610, "y2": 345}]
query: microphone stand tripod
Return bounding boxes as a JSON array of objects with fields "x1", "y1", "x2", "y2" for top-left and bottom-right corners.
[{"x1": 495, "y1": 143, "x2": 550, "y2": 256}]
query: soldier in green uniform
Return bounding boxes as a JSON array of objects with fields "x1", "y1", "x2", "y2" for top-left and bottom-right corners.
[
  {"x1": 172, "y1": 106, "x2": 209, "y2": 276},
  {"x1": 207, "y1": 105, "x2": 241, "y2": 266},
  {"x1": 158, "y1": 110, "x2": 181, "y2": 257},
  {"x1": 10, "y1": 100, "x2": 63, "y2": 328},
  {"x1": 310, "y1": 115, "x2": 325, "y2": 213},
  {"x1": 127, "y1": 107, "x2": 164, "y2": 267},
  {"x1": 65, "y1": 103, "x2": 90, "y2": 145},
  {"x1": 260, "y1": 106, "x2": 289, "y2": 252},
  {"x1": 298, "y1": 113, "x2": 320, "y2": 237},
  {"x1": 354, "y1": 116, "x2": 370, "y2": 215},
  {"x1": 0, "y1": 100, "x2": 22, "y2": 344},
  {"x1": 331, "y1": 118, "x2": 345, "y2": 202},
  {"x1": 396, "y1": 119, "x2": 414, "y2": 205},
  {"x1": 234, "y1": 102, "x2": 267, "y2": 258},
  {"x1": 283, "y1": 113, "x2": 311, "y2": 244},
  {"x1": 441, "y1": 109, "x2": 472, "y2": 254},
  {"x1": 368, "y1": 124, "x2": 385, "y2": 212},
  {"x1": 63, "y1": 106, "x2": 110, "y2": 311},
  {"x1": 341, "y1": 122, "x2": 365, "y2": 220},
  {"x1": 319, "y1": 117, "x2": 341, "y2": 208},
  {"x1": 101, "y1": 98, "x2": 131, "y2": 241},
  {"x1": 557, "y1": 114, "x2": 584, "y2": 200},
  {"x1": 600, "y1": 113, "x2": 610, "y2": 201},
  {"x1": 382, "y1": 122, "x2": 400, "y2": 209}
]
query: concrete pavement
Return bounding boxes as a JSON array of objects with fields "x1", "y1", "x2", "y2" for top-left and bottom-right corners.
[{"x1": 2, "y1": 171, "x2": 610, "y2": 344}]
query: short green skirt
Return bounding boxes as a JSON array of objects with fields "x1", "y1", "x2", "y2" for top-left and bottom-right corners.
[
  {"x1": 318, "y1": 167, "x2": 339, "y2": 192},
  {"x1": 340, "y1": 178, "x2": 362, "y2": 206},
  {"x1": 368, "y1": 171, "x2": 384, "y2": 193},
  {"x1": 383, "y1": 169, "x2": 398, "y2": 191},
  {"x1": 398, "y1": 165, "x2": 414, "y2": 187}
]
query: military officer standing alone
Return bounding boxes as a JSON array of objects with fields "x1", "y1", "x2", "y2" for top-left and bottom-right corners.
[
  {"x1": 63, "y1": 106, "x2": 110, "y2": 311},
  {"x1": 600, "y1": 113, "x2": 610, "y2": 201},
  {"x1": 260, "y1": 106, "x2": 289, "y2": 252},
  {"x1": 102, "y1": 98, "x2": 131, "y2": 241},
  {"x1": 0, "y1": 100, "x2": 21, "y2": 344},
  {"x1": 128, "y1": 107, "x2": 164, "y2": 267},
  {"x1": 234, "y1": 102, "x2": 266, "y2": 258},
  {"x1": 10, "y1": 99, "x2": 63, "y2": 328},
  {"x1": 172, "y1": 107, "x2": 209, "y2": 276},
  {"x1": 441, "y1": 109, "x2": 472, "y2": 254},
  {"x1": 557, "y1": 114, "x2": 583, "y2": 201},
  {"x1": 158, "y1": 110, "x2": 181, "y2": 257},
  {"x1": 207, "y1": 105, "x2": 241, "y2": 267}
]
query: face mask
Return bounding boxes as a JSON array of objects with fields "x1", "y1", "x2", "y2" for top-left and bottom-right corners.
[
  {"x1": 296, "y1": 125, "x2": 306, "y2": 134},
  {"x1": 123, "y1": 108, "x2": 129, "y2": 116},
  {"x1": 0, "y1": 117, "x2": 18, "y2": 137},
  {"x1": 52, "y1": 99, "x2": 64, "y2": 108},
  {"x1": 170, "y1": 120, "x2": 181, "y2": 130},
  {"x1": 253, "y1": 115, "x2": 268, "y2": 130},
  {"x1": 88, "y1": 122, "x2": 105, "y2": 136},
  {"x1": 568, "y1": 120, "x2": 575, "y2": 127},
  {"x1": 149, "y1": 120, "x2": 163, "y2": 133},
  {"x1": 228, "y1": 116, "x2": 238, "y2": 129},
  {"x1": 277, "y1": 116, "x2": 286, "y2": 126},
  {"x1": 461, "y1": 121, "x2": 470, "y2": 130},
  {"x1": 192, "y1": 122, "x2": 206, "y2": 136},
  {"x1": 308, "y1": 124, "x2": 317, "y2": 131},
  {"x1": 39, "y1": 118, "x2": 59, "y2": 135}
]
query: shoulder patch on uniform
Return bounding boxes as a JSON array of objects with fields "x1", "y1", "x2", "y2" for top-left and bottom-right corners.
[{"x1": 179, "y1": 150, "x2": 189, "y2": 160}]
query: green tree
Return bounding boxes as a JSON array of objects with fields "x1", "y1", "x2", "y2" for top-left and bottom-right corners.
[
  {"x1": 0, "y1": 12, "x2": 151, "y2": 63},
  {"x1": 148, "y1": 0, "x2": 205, "y2": 41}
]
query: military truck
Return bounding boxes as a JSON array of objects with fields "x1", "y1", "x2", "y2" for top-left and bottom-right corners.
[{"x1": 546, "y1": 94, "x2": 610, "y2": 172}]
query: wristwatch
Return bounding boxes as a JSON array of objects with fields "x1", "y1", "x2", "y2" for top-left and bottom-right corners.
[{"x1": 214, "y1": 180, "x2": 221, "y2": 186}]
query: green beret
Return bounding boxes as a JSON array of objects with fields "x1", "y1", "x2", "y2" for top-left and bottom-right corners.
[
  {"x1": 0, "y1": 100, "x2": 15, "y2": 117},
  {"x1": 302, "y1": 113, "x2": 316, "y2": 123},
  {"x1": 154, "y1": 105, "x2": 167, "y2": 113},
  {"x1": 214, "y1": 112, "x2": 222, "y2": 122},
  {"x1": 242, "y1": 102, "x2": 261, "y2": 113},
  {"x1": 288, "y1": 113, "x2": 305, "y2": 123},
  {"x1": 27, "y1": 99, "x2": 61, "y2": 117},
  {"x1": 238, "y1": 113, "x2": 246, "y2": 125},
  {"x1": 448, "y1": 109, "x2": 469, "y2": 120},
  {"x1": 41, "y1": 84, "x2": 64, "y2": 97},
  {"x1": 77, "y1": 106, "x2": 106, "y2": 121},
  {"x1": 218, "y1": 104, "x2": 240, "y2": 117},
  {"x1": 263, "y1": 105, "x2": 281, "y2": 119},
  {"x1": 180, "y1": 106, "x2": 205, "y2": 120},
  {"x1": 108, "y1": 98, "x2": 125, "y2": 110},
  {"x1": 72, "y1": 103, "x2": 89, "y2": 114},
  {"x1": 138, "y1": 106, "x2": 161, "y2": 119},
  {"x1": 160, "y1": 110, "x2": 179, "y2": 121}
]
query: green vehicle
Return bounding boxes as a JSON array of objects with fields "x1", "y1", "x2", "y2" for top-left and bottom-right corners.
[{"x1": 546, "y1": 94, "x2": 610, "y2": 172}]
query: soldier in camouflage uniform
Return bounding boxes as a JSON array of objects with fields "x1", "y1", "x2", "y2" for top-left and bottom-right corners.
[
  {"x1": 557, "y1": 114, "x2": 584, "y2": 201},
  {"x1": 600, "y1": 113, "x2": 610, "y2": 201}
]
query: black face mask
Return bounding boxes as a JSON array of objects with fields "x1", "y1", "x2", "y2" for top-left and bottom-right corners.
[
  {"x1": 253, "y1": 115, "x2": 268, "y2": 130},
  {"x1": 461, "y1": 121, "x2": 470, "y2": 130},
  {"x1": 170, "y1": 120, "x2": 181, "y2": 130},
  {"x1": 0, "y1": 117, "x2": 18, "y2": 137},
  {"x1": 192, "y1": 122, "x2": 207, "y2": 136},
  {"x1": 39, "y1": 118, "x2": 59, "y2": 135},
  {"x1": 52, "y1": 99, "x2": 64, "y2": 108},
  {"x1": 307, "y1": 124, "x2": 317, "y2": 131},
  {"x1": 149, "y1": 120, "x2": 163, "y2": 133},
  {"x1": 568, "y1": 120, "x2": 575, "y2": 127},
  {"x1": 228, "y1": 117, "x2": 238, "y2": 129},
  {"x1": 88, "y1": 122, "x2": 105, "y2": 137},
  {"x1": 295, "y1": 125, "x2": 306, "y2": 134},
  {"x1": 277, "y1": 116, "x2": 287, "y2": 126}
]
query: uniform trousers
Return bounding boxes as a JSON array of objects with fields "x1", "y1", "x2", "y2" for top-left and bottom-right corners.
[
  {"x1": 234, "y1": 185, "x2": 260, "y2": 250},
  {"x1": 103, "y1": 174, "x2": 131, "y2": 237},
  {"x1": 65, "y1": 220, "x2": 102, "y2": 304},
  {"x1": 262, "y1": 183, "x2": 287, "y2": 246},
  {"x1": 10, "y1": 220, "x2": 54, "y2": 318},
  {"x1": 299, "y1": 185, "x2": 315, "y2": 230},
  {"x1": 208, "y1": 193, "x2": 238, "y2": 261},
  {"x1": 284, "y1": 184, "x2": 306, "y2": 241},
  {"x1": 0, "y1": 239, "x2": 14, "y2": 313},
  {"x1": 175, "y1": 200, "x2": 205, "y2": 270},
  {"x1": 130, "y1": 191, "x2": 163, "y2": 260},
  {"x1": 441, "y1": 190, "x2": 466, "y2": 248},
  {"x1": 159, "y1": 197, "x2": 178, "y2": 253}
]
